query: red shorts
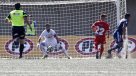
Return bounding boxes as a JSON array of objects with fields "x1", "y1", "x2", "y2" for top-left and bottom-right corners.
[{"x1": 94, "y1": 36, "x2": 106, "y2": 45}]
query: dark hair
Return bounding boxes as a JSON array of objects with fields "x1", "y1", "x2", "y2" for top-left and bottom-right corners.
[
  {"x1": 15, "y1": 3, "x2": 21, "y2": 10},
  {"x1": 125, "y1": 13, "x2": 130, "y2": 19},
  {"x1": 45, "y1": 24, "x2": 51, "y2": 27},
  {"x1": 101, "y1": 14, "x2": 107, "y2": 18}
]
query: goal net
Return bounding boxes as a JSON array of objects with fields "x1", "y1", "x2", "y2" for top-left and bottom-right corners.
[{"x1": 0, "y1": 0, "x2": 126, "y2": 58}]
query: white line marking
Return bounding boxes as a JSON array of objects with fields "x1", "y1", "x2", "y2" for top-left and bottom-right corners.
[{"x1": 0, "y1": 71, "x2": 136, "y2": 73}]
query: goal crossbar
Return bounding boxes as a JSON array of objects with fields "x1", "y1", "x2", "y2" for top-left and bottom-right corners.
[{"x1": 1, "y1": 0, "x2": 117, "y2": 5}]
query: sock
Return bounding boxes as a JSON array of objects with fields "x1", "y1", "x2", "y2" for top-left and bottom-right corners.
[
  {"x1": 96, "y1": 51, "x2": 99, "y2": 59},
  {"x1": 100, "y1": 46, "x2": 104, "y2": 58},
  {"x1": 19, "y1": 44, "x2": 24, "y2": 57},
  {"x1": 95, "y1": 44, "x2": 99, "y2": 59}
]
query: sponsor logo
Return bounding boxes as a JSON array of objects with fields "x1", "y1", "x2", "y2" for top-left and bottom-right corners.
[
  {"x1": 110, "y1": 37, "x2": 136, "y2": 53},
  {"x1": 5, "y1": 38, "x2": 33, "y2": 55},
  {"x1": 75, "y1": 38, "x2": 96, "y2": 55}
]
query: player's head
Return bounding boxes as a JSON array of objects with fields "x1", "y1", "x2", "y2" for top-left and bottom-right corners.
[
  {"x1": 100, "y1": 14, "x2": 107, "y2": 20},
  {"x1": 125, "y1": 13, "x2": 131, "y2": 19},
  {"x1": 45, "y1": 24, "x2": 51, "y2": 31},
  {"x1": 15, "y1": 3, "x2": 21, "y2": 10},
  {"x1": 28, "y1": 15, "x2": 32, "y2": 23}
]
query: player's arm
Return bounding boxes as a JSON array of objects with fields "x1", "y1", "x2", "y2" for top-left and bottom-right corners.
[
  {"x1": 54, "y1": 34, "x2": 59, "y2": 43},
  {"x1": 37, "y1": 31, "x2": 44, "y2": 47},
  {"x1": 37, "y1": 36, "x2": 42, "y2": 48},
  {"x1": 38, "y1": 37, "x2": 42, "y2": 43},
  {"x1": 23, "y1": 12, "x2": 32, "y2": 31},
  {"x1": 54, "y1": 34, "x2": 62, "y2": 49},
  {"x1": 5, "y1": 14, "x2": 11, "y2": 23},
  {"x1": 38, "y1": 34, "x2": 42, "y2": 43},
  {"x1": 38, "y1": 30, "x2": 45, "y2": 43},
  {"x1": 24, "y1": 16, "x2": 32, "y2": 31},
  {"x1": 91, "y1": 23, "x2": 96, "y2": 32},
  {"x1": 52, "y1": 30, "x2": 59, "y2": 43}
]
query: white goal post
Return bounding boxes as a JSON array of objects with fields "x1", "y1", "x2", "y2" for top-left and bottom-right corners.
[{"x1": 0, "y1": 0, "x2": 126, "y2": 58}]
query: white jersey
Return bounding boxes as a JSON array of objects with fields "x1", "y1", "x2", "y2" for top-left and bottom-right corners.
[
  {"x1": 39, "y1": 29, "x2": 57, "y2": 47},
  {"x1": 40, "y1": 29, "x2": 56, "y2": 40}
]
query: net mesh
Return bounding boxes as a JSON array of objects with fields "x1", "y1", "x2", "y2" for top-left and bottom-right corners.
[{"x1": 0, "y1": 0, "x2": 126, "y2": 58}]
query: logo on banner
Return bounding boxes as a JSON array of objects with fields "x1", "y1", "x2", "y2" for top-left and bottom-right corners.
[
  {"x1": 43, "y1": 38, "x2": 69, "y2": 55},
  {"x1": 110, "y1": 37, "x2": 136, "y2": 53},
  {"x1": 75, "y1": 38, "x2": 96, "y2": 55},
  {"x1": 5, "y1": 38, "x2": 33, "y2": 55}
]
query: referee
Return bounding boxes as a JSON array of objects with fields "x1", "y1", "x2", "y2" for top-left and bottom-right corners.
[{"x1": 6, "y1": 3, "x2": 32, "y2": 58}]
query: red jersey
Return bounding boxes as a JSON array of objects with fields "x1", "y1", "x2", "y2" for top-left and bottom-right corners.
[{"x1": 92, "y1": 20, "x2": 109, "y2": 37}]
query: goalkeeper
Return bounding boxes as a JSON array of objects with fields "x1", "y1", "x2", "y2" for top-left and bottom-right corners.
[
  {"x1": 6, "y1": 3, "x2": 32, "y2": 58},
  {"x1": 38, "y1": 24, "x2": 70, "y2": 59}
]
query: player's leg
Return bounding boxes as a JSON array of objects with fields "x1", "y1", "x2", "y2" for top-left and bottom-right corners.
[
  {"x1": 19, "y1": 39, "x2": 25, "y2": 58},
  {"x1": 62, "y1": 47, "x2": 70, "y2": 59},
  {"x1": 107, "y1": 32, "x2": 122, "y2": 58},
  {"x1": 116, "y1": 38, "x2": 123, "y2": 58},
  {"x1": 95, "y1": 43, "x2": 99, "y2": 59},
  {"x1": 99, "y1": 44, "x2": 104, "y2": 59},
  {"x1": 107, "y1": 44, "x2": 122, "y2": 58},
  {"x1": 18, "y1": 27, "x2": 25, "y2": 58},
  {"x1": 60, "y1": 46, "x2": 70, "y2": 59},
  {"x1": 14, "y1": 38, "x2": 19, "y2": 48},
  {"x1": 107, "y1": 42, "x2": 123, "y2": 58},
  {"x1": 56, "y1": 42, "x2": 70, "y2": 59},
  {"x1": 12, "y1": 27, "x2": 19, "y2": 51},
  {"x1": 39, "y1": 42, "x2": 48, "y2": 59},
  {"x1": 107, "y1": 33, "x2": 117, "y2": 58},
  {"x1": 94, "y1": 37, "x2": 100, "y2": 59},
  {"x1": 99, "y1": 37, "x2": 106, "y2": 59},
  {"x1": 12, "y1": 38, "x2": 19, "y2": 51},
  {"x1": 116, "y1": 34, "x2": 123, "y2": 54}
]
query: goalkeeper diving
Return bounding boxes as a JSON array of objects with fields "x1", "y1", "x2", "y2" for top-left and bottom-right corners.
[{"x1": 37, "y1": 24, "x2": 70, "y2": 59}]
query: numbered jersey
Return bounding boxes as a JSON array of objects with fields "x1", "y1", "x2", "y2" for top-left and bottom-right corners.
[{"x1": 92, "y1": 20, "x2": 109, "y2": 37}]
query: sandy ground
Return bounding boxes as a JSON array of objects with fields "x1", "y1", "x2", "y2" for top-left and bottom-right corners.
[{"x1": 0, "y1": 58, "x2": 136, "y2": 76}]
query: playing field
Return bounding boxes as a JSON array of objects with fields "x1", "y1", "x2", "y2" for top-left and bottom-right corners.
[{"x1": 0, "y1": 59, "x2": 136, "y2": 76}]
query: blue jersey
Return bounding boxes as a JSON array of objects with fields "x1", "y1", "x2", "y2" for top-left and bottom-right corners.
[
  {"x1": 113, "y1": 18, "x2": 128, "y2": 43},
  {"x1": 114, "y1": 18, "x2": 128, "y2": 35}
]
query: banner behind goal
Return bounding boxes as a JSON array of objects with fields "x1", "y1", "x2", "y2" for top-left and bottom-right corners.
[{"x1": 0, "y1": 0, "x2": 126, "y2": 58}]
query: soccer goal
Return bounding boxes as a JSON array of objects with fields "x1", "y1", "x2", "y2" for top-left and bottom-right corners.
[{"x1": 0, "y1": 0, "x2": 126, "y2": 59}]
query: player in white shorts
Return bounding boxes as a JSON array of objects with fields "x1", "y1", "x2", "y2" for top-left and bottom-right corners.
[{"x1": 38, "y1": 24, "x2": 70, "y2": 59}]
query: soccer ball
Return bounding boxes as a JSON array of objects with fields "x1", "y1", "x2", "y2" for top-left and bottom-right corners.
[{"x1": 47, "y1": 46, "x2": 54, "y2": 52}]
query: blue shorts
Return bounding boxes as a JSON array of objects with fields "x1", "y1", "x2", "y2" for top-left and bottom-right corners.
[{"x1": 113, "y1": 31, "x2": 123, "y2": 43}]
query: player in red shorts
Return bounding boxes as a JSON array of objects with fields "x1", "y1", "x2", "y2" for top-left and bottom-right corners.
[{"x1": 91, "y1": 14, "x2": 110, "y2": 59}]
